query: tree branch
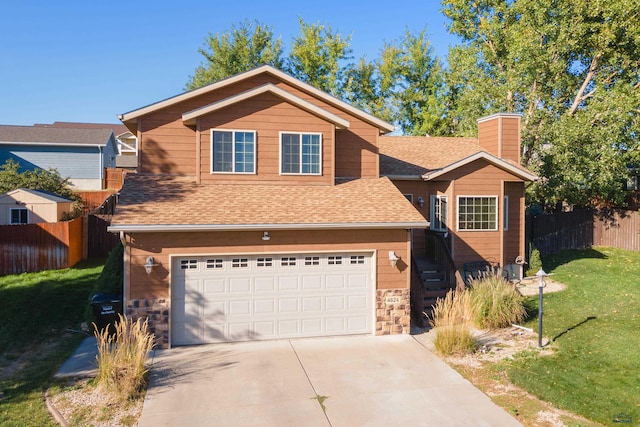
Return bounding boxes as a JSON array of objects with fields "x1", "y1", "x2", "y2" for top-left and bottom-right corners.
[{"x1": 568, "y1": 54, "x2": 601, "y2": 115}]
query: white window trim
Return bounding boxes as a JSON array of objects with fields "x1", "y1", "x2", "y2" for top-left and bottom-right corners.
[
  {"x1": 503, "y1": 196, "x2": 509, "y2": 231},
  {"x1": 456, "y1": 195, "x2": 499, "y2": 232},
  {"x1": 210, "y1": 128, "x2": 257, "y2": 174},
  {"x1": 279, "y1": 131, "x2": 323, "y2": 176},
  {"x1": 10, "y1": 208, "x2": 28, "y2": 225},
  {"x1": 404, "y1": 194, "x2": 413, "y2": 203},
  {"x1": 430, "y1": 195, "x2": 448, "y2": 231}
]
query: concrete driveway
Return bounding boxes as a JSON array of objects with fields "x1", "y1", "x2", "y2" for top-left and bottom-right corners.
[{"x1": 138, "y1": 334, "x2": 521, "y2": 427}]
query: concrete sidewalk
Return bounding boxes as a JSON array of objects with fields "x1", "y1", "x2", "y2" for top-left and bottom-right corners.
[
  {"x1": 55, "y1": 336, "x2": 99, "y2": 379},
  {"x1": 138, "y1": 334, "x2": 521, "y2": 427}
]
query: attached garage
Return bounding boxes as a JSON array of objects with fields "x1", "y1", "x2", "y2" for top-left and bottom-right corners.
[{"x1": 171, "y1": 252, "x2": 374, "y2": 345}]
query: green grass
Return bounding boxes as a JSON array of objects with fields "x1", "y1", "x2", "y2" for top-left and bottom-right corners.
[
  {"x1": 0, "y1": 260, "x2": 104, "y2": 427},
  {"x1": 504, "y1": 247, "x2": 640, "y2": 425}
]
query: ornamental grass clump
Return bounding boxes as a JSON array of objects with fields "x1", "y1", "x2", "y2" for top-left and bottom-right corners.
[
  {"x1": 94, "y1": 314, "x2": 155, "y2": 401},
  {"x1": 429, "y1": 290, "x2": 476, "y2": 355},
  {"x1": 469, "y1": 275, "x2": 527, "y2": 329}
]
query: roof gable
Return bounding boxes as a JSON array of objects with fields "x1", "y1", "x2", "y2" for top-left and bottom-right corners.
[
  {"x1": 119, "y1": 65, "x2": 393, "y2": 133},
  {"x1": 182, "y1": 83, "x2": 350, "y2": 129},
  {"x1": 0, "y1": 188, "x2": 73, "y2": 203},
  {"x1": 379, "y1": 135, "x2": 537, "y2": 182}
]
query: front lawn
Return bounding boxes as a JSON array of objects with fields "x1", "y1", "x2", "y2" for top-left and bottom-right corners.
[
  {"x1": 506, "y1": 247, "x2": 640, "y2": 425},
  {"x1": 0, "y1": 260, "x2": 104, "y2": 427}
]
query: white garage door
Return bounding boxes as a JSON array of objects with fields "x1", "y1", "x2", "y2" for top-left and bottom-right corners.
[{"x1": 171, "y1": 252, "x2": 373, "y2": 345}]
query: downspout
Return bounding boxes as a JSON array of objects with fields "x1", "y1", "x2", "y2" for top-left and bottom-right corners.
[{"x1": 99, "y1": 145, "x2": 104, "y2": 189}]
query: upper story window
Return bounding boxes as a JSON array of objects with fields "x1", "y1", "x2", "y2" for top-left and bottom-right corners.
[
  {"x1": 430, "y1": 195, "x2": 448, "y2": 231},
  {"x1": 457, "y1": 196, "x2": 498, "y2": 231},
  {"x1": 211, "y1": 129, "x2": 256, "y2": 173},
  {"x1": 280, "y1": 132, "x2": 321, "y2": 175},
  {"x1": 10, "y1": 208, "x2": 28, "y2": 225}
]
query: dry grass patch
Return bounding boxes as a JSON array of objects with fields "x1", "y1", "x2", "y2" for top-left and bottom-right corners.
[
  {"x1": 429, "y1": 290, "x2": 476, "y2": 355},
  {"x1": 469, "y1": 275, "x2": 526, "y2": 329},
  {"x1": 94, "y1": 315, "x2": 154, "y2": 402}
]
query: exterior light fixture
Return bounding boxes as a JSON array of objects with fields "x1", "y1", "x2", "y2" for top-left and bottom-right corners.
[
  {"x1": 262, "y1": 231, "x2": 270, "y2": 241},
  {"x1": 144, "y1": 256, "x2": 158, "y2": 275},
  {"x1": 417, "y1": 196, "x2": 425, "y2": 207},
  {"x1": 388, "y1": 251, "x2": 400, "y2": 269},
  {"x1": 536, "y1": 268, "x2": 548, "y2": 347}
]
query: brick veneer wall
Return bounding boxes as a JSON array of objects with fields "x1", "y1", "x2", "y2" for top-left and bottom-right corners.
[
  {"x1": 375, "y1": 288, "x2": 411, "y2": 335},
  {"x1": 126, "y1": 298, "x2": 169, "y2": 348}
]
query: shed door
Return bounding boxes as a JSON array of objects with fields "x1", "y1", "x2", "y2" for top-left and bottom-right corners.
[{"x1": 171, "y1": 253, "x2": 373, "y2": 345}]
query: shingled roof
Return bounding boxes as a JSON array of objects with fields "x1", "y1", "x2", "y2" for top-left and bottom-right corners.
[
  {"x1": 0, "y1": 125, "x2": 114, "y2": 146},
  {"x1": 109, "y1": 175, "x2": 429, "y2": 232},
  {"x1": 379, "y1": 135, "x2": 536, "y2": 181}
]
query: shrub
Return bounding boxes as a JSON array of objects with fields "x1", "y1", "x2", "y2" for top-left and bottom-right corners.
[
  {"x1": 526, "y1": 243, "x2": 543, "y2": 277},
  {"x1": 429, "y1": 290, "x2": 476, "y2": 355},
  {"x1": 469, "y1": 275, "x2": 526, "y2": 329},
  {"x1": 94, "y1": 314, "x2": 154, "y2": 401}
]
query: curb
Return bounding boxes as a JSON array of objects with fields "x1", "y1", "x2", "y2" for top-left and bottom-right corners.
[{"x1": 44, "y1": 388, "x2": 70, "y2": 427}]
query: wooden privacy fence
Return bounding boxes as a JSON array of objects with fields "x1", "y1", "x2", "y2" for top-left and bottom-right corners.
[
  {"x1": 103, "y1": 168, "x2": 127, "y2": 190},
  {"x1": 88, "y1": 214, "x2": 119, "y2": 258},
  {"x1": 527, "y1": 209, "x2": 640, "y2": 256},
  {"x1": 76, "y1": 190, "x2": 117, "y2": 215},
  {"x1": 0, "y1": 217, "x2": 85, "y2": 275}
]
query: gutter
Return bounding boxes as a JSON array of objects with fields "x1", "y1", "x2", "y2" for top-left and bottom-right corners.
[{"x1": 108, "y1": 221, "x2": 430, "y2": 233}]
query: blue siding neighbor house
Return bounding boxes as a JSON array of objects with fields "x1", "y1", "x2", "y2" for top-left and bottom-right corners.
[{"x1": 0, "y1": 125, "x2": 118, "y2": 190}]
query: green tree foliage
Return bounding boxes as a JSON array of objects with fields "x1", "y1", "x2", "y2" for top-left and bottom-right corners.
[
  {"x1": 342, "y1": 28, "x2": 448, "y2": 136},
  {"x1": 286, "y1": 19, "x2": 352, "y2": 96},
  {"x1": 0, "y1": 159, "x2": 79, "y2": 202},
  {"x1": 185, "y1": 20, "x2": 284, "y2": 90},
  {"x1": 442, "y1": 0, "x2": 640, "y2": 209}
]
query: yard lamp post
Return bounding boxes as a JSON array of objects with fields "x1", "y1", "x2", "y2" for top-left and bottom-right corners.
[{"x1": 536, "y1": 269, "x2": 548, "y2": 348}]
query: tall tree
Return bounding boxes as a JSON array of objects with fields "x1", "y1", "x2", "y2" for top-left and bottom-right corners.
[
  {"x1": 286, "y1": 19, "x2": 352, "y2": 96},
  {"x1": 442, "y1": 0, "x2": 640, "y2": 208},
  {"x1": 343, "y1": 28, "x2": 448, "y2": 136},
  {"x1": 185, "y1": 20, "x2": 283, "y2": 90}
]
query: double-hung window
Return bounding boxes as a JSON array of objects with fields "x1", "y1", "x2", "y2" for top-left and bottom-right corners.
[
  {"x1": 430, "y1": 195, "x2": 448, "y2": 231},
  {"x1": 457, "y1": 196, "x2": 498, "y2": 231},
  {"x1": 10, "y1": 208, "x2": 28, "y2": 224},
  {"x1": 280, "y1": 132, "x2": 321, "y2": 175},
  {"x1": 211, "y1": 129, "x2": 256, "y2": 173}
]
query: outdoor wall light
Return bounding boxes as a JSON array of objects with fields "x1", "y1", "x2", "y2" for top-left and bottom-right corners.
[
  {"x1": 417, "y1": 196, "x2": 425, "y2": 207},
  {"x1": 144, "y1": 256, "x2": 158, "y2": 275},
  {"x1": 262, "y1": 231, "x2": 270, "y2": 241},
  {"x1": 389, "y1": 251, "x2": 400, "y2": 269}
]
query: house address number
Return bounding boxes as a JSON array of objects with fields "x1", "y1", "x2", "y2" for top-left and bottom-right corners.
[{"x1": 385, "y1": 296, "x2": 402, "y2": 304}]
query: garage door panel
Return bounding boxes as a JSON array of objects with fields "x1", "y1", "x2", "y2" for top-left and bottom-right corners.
[
  {"x1": 172, "y1": 252, "x2": 373, "y2": 345},
  {"x1": 278, "y1": 276, "x2": 299, "y2": 290},
  {"x1": 254, "y1": 299, "x2": 275, "y2": 314},
  {"x1": 229, "y1": 278, "x2": 251, "y2": 293},
  {"x1": 204, "y1": 278, "x2": 225, "y2": 294},
  {"x1": 255, "y1": 277, "x2": 275, "y2": 292}
]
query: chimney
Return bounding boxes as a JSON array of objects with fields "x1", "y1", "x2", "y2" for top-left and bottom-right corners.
[{"x1": 477, "y1": 113, "x2": 522, "y2": 163}]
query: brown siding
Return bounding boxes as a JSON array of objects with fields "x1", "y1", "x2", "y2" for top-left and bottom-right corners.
[
  {"x1": 135, "y1": 73, "x2": 381, "y2": 181},
  {"x1": 197, "y1": 92, "x2": 334, "y2": 185},
  {"x1": 443, "y1": 160, "x2": 523, "y2": 268},
  {"x1": 478, "y1": 114, "x2": 521, "y2": 163},
  {"x1": 126, "y1": 229, "x2": 410, "y2": 300},
  {"x1": 504, "y1": 181, "x2": 525, "y2": 263}
]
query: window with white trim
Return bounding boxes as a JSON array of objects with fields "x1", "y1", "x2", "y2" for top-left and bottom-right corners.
[
  {"x1": 430, "y1": 195, "x2": 448, "y2": 231},
  {"x1": 10, "y1": 208, "x2": 28, "y2": 225},
  {"x1": 280, "y1": 132, "x2": 321, "y2": 174},
  {"x1": 180, "y1": 259, "x2": 198, "y2": 270},
  {"x1": 350, "y1": 255, "x2": 365, "y2": 265},
  {"x1": 281, "y1": 257, "x2": 297, "y2": 266},
  {"x1": 304, "y1": 256, "x2": 320, "y2": 266},
  {"x1": 231, "y1": 258, "x2": 249, "y2": 268},
  {"x1": 503, "y1": 196, "x2": 509, "y2": 231},
  {"x1": 205, "y1": 259, "x2": 223, "y2": 269},
  {"x1": 404, "y1": 194, "x2": 413, "y2": 203},
  {"x1": 328, "y1": 256, "x2": 342, "y2": 265},
  {"x1": 211, "y1": 129, "x2": 256, "y2": 173},
  {"x1": 458, "y1": 196, "x2": 498, "y2": 230},
  {"x1": 257, "y1": 257, "x2": 273, "y2": 267}
]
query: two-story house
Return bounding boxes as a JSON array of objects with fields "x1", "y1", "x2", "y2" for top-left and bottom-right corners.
[{"x1": 111, "y1": 65, "x2": 536, "y2": 348}]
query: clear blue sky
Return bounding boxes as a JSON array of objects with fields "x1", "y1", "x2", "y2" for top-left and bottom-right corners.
[{"x1": 0, "y1": 1, "x2": 459, "y2": 126}]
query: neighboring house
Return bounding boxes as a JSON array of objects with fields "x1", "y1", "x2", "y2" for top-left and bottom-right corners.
[
  {"x1": 35, "y1": 121, "x2": 138, "y2": 171},
  {"x1": 0, "y1": 188, "x2": 74, "y2": 224},
  {"x1": 110, "y1": 65, "x2": 535, "y2": 348},
  {"x1": 0, "y1": 125, "x2": 118, "y2": 190}
]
